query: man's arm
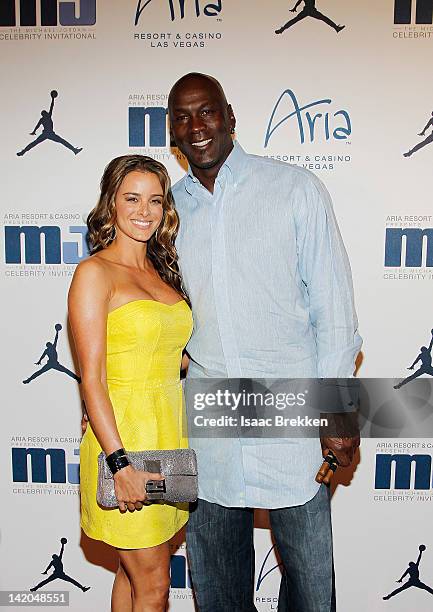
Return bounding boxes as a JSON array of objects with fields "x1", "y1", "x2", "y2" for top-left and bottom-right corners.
[
  {"x1": 53, "y1": 329, "x2": 60, "y2": 349},
  {"x1": 419, "y1": 118, "x2": 433, "y2": 136},
  {"x1": 293, "y1": 172, "x2": 362, "y2": 466},
  {"x1": 397, "y1": 568, "x2": 409, "y2": 582},
  {"x1": 35, "y1": 350, "x2": 47, "y2": 365},
  {"x1": 30, "y1": 118, "x2": 42, "y2": 135},
  {"x1": 408, "y1": 355, "x2": 421, "y2": 370},
  {"x1": 42, "y1": 561, "x2": 52, "y2": 575},
  {"x1": 292, "y1": 0, "x2": 303, "y2": 11},
  {"x1": 48, "y1": 97, "x2": 55, "y2": 117}
]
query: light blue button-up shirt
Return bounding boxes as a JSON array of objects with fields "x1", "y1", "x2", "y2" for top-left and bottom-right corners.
[{"x1": 173, "y1": 142, "x2": 362, "y2": 509}]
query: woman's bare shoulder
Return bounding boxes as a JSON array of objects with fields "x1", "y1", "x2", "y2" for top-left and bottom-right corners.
[{"x1": 69, "y1": 254, "x2": 112, "y2": 300}]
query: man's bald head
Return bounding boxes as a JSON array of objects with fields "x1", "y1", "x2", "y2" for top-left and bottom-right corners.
[{"x1": 168, "y1": 72, "x2": 228, "y2": 113}]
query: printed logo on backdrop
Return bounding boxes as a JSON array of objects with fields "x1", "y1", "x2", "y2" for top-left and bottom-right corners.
[
  {"x1": 403, "y1": 111, "x2": 433, "y2": 158},
  {"x1": 255, "y1": 545, "x2": 281, "y2": 611},
  {"x1": 22, "y1": 323, "x2": 81, "y2": 385},
  {"x1": 383, "y1": 215, "x2": 433, "y2": 281},
  {"x1": 133, "y1": 0, "x2": 222, "y2": 48},
  {"x1": 30, "y1": 538, "x2": 90, "y2": 593},
  {"x1": 169, "y1": 543, "x2": 194, "y2": 598},
  {"x1": 382, "y1": 544, "x2": 433, "y2": 601},
  {"x1": 10, "y1": 435, "x2": 80, "y2": 497},
  {"x1": 393, "y1": 0, "x2": 433, "y2": 39},
  {"x1": 394, "y1": 329, "x2": 433, "y2": 390},
  {"x1": 128, "y1": 93, "x2": 186, "y2": 164},
  {"x1": 263, "y1": 88, "x2": 352, "y2": 172},
  {"x1": 373, "y1": 444, "x2": 433, "y2": 503},
  {"x1": 274, "y1": 0, "x2": 345, "y2": 36},
  {"x1": 0, "y1": 0, "x2": 96, "y2": 41},
  {"x1": 17, "y1": 90, "x2": 82, "y2": 157},
  {"x1": 3, "y1": 215, "x2": 89, "y2": 280}
]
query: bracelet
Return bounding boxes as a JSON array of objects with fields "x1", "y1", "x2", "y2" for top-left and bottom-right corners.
[{"x1": 106, "y1": 448, "x2": 130, "y2": 475}]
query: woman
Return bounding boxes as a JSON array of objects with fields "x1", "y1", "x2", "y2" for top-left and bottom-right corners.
[{"x1": 68, "y1": 155, "x2": 192, "y2": 611}]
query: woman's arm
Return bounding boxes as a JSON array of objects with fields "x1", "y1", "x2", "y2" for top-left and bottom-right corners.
[
  {"x1": 181, "y1": 351, "x2": 190, "y2": 372},
  {"x1": 68, "y1": 259, "x2": 123, "y2": 456},
  {"x1": 68, "y1": 259, "x2": 163, "y2": 511}
]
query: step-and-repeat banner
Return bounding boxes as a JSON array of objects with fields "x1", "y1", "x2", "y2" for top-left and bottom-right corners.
[{"x1": 1, "y1": 1, "x2": 433, "y2": 610}]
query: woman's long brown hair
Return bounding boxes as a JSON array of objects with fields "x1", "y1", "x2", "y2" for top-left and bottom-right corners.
[{"x1": 87, "y1": 155, "x2": 189, "y2": 305}]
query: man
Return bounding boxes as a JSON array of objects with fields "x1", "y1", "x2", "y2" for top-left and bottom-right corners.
[{"x1": 168, "y1": 73, "x2": 362, "y2": 611}]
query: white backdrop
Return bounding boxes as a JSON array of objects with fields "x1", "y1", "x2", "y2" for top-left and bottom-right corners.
[{"x1": 1, "y1": 1, "x2": 433, "y2": 610}]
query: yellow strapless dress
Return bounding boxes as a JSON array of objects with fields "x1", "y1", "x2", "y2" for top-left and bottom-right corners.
[{"x1": 79, "y1": 299, "x2": 193, "y2": 549}]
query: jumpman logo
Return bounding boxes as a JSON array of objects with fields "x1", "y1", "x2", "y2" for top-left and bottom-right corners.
[
  {"x1": 383, "y1": 544, "x2": 433, "y2": 600},
  {"x1": 275, "y1": 0, "x2": 345, "y2": 35},
  {"x1": 30, "y1": 538, "x2": 90, "y2": 593},
  {"x1": 22, "y1": 323, "x2": 81, "y2": 385},
  {"x1": 17, "y1": 90, "x2": 82, "y2": 157},
  {"x1": 394, "y1": 329, "x2": 433, "y2": 390},
  {"x1": 404, "y1": 111, "x2": 433, "y2": 157}
]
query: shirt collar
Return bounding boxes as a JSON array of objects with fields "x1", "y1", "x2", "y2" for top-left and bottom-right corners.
[{"x1": 184, "y1": 141, "x2": 247, "y2": 194}]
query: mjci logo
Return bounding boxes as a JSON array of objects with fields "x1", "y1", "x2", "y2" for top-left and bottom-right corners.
[
  {"x1": 384, "y1": 227, "x2": 433, "y2": 268},
  {"x1": 394, "y1": 0, "x2": 433, "y2": 24},
  {"x1": 0, "y1": 0, "x2": 96, "y2": 27},
  {"x1": 4, "y1": 225, "x2": 89, "y2": 264}
]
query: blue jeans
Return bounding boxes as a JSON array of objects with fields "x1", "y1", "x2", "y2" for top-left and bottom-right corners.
[{"x1": 186, "y1": 485, "x2": 335, "y2": 612}]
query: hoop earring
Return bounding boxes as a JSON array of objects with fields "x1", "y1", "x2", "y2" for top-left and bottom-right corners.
[{"x1": 111, "y1": 225, "x2": 117, "y2": 240}]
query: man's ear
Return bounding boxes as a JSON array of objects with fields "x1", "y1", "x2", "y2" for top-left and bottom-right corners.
[
  {"x1": 169, "y1": 128, "x2": 176, "y2": 148},
  {"x1": 228, "y1": 104, "x2": 236, "y2": 133}
]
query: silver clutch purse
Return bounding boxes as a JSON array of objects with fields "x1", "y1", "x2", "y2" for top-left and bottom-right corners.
[{"x1": 96, "y1": 448, "x2": 198, "y2": 508}]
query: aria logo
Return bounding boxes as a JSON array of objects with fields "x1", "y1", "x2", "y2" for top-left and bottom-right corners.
[
  {"x1": 17, "y1": 90, "x2": 82, "y2": 157},
  {"x1": 30, "y1": 538, "x2": 90, "y2": 593},
  {"x1": 275, "y1": 0, "x2": 345, "y2": 35},
  {"x1": 264, "y1": 89, "x2": 351, "y2": 147},
  {"x1": 383, "y1": 544, "x2": 433, "y2": 600},
  {"x1": 394, "y1": 0, "x2": 433, "y2": 24},
  {"x1": 22, "y1": 323, "x2": 81, "y2": 385},
  {"x1": 0, "y1": 0, "x2": 96, "y2": 27},
  {"x1": 256, "y1": 545, "x2": 283, "y2": 591},
  {"x1": 134, "y1": 0, "x2": 222, "y2": 24}
]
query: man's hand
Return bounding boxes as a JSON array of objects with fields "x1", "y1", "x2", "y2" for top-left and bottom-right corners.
[
  {"x1": 320, "y1": 435, "x2": 359, "y2": 467},
  {"x1": 320, "y1": 412, "x2": 360, "y2": 467},
  {"x1": 81, "y1": 412, "x2": 89, "y2": 435}
]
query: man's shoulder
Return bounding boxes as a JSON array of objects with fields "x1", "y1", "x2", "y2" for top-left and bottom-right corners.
[
  {"x1": 172, "y1": 174, "x2": 188, "y2": 197},
  {"x1": 244, "y1": 150, "x2": 320, "y2": 188}
]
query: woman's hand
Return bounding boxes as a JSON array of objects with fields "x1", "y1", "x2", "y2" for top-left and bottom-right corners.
[{"x1": 114, "y1": 465, "x2": 165, "y2": 512}]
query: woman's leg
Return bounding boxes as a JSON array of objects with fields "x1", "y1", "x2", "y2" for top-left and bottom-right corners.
[
  {"x1": 117, "y1": 543, "x2": 171, "y2": 612},
  {"x1": 112, "y1": 561, "x2": 132, "y2": 612}
]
